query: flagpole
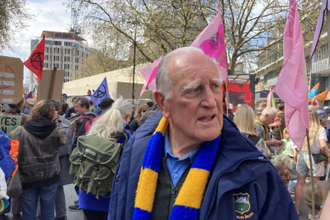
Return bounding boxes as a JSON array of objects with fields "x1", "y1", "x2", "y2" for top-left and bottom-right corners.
[
  {"x1": 132, "y1": 27, "x2": 137, "y2": 103},
  {"x1": 226, "y1": 77, "x2": 229, "y2": 116},
  {"x1": 306, "y1": 129, "x2": 316, "y2": 220}
]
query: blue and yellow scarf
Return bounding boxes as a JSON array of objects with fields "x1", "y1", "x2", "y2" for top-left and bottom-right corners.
[{"x1": 133, "y1": 117, "x2": 221, "y2": 220}]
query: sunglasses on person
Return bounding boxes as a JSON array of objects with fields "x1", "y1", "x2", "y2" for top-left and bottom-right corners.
[{"x1": 142, "y1": 110, "x2": 147, "y2": 113}]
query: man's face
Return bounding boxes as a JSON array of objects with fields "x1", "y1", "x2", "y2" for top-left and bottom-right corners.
[
  {"x1": 159, "y1": 52, "x2": 223, "y2": 146},
  {"x1": 264, "y1": 113, "x2": 277, "y2": 125},
  {"x1": 75, "y1": 100, "x2": 87, "y2": 115}
]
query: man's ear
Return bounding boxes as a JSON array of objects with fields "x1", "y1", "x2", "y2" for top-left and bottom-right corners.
[{"x1": 154, "y1": 90, "x2": 170, "y2": 118}]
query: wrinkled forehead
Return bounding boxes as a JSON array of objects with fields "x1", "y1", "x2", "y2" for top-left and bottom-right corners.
[{"x1": 167, "y1": 52, "x2": 220, "y2": 82}]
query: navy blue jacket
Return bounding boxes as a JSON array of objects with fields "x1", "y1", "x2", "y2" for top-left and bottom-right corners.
[{"x1": 109, "y1": 111, "x2": 298, "y2": 220}]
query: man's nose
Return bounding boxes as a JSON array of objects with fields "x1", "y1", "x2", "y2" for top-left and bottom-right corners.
[{"x1": 201, "y1": 87, "x2": 217, "y2": 108}]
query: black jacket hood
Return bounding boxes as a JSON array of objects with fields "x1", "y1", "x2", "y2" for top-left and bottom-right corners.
[{"x1": 23, "y1": 117, "x2": 57, "y2": 139}]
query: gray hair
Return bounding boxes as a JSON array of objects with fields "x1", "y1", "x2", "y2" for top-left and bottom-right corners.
[
  {"x1": 261, "y1": 107, "x2": 277, "y2": 117},
  {"x1": 88, "y1": 97, "x2": 131, "y2": 140},
  {"x1": 156, "y1": 47, "x2": 220, "y2": 100}
]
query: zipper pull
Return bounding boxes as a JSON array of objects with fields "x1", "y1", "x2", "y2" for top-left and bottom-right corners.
[{"x1": 171, "y1": 187, "x2": 176, "y2": 197}]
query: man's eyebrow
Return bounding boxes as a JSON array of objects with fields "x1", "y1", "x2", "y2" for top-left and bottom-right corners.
[
  {"x1": 211, "y1": 78, "x2": 223, "y2": 84},
  {"x1": 180, "y1": 79, "x2": 202, "y2": 93}
]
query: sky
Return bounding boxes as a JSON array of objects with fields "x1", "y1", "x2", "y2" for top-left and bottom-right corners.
[{"x1": 1, "y1": 0, "x2": 73, "y2": 83}]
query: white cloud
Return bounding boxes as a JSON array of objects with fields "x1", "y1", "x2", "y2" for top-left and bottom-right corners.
[{"x1": 0, "y1": 0, "x2": 73, "y2": 82}]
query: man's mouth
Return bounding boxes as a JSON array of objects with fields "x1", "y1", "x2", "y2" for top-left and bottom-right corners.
[{"x1": 198, "y1": 115, "x2": 215, "y2": 122}]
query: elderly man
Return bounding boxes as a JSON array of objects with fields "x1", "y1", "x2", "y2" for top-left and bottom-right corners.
[
  {"x1": 108, "y1": 48, "x2": 298, "y2": 220},
  {"x1": 254, "y1": 107, "x2": 282, "y2": 148}
]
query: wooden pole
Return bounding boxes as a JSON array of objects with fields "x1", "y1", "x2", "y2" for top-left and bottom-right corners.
[
  {"x1": 48, "y1": 67, "x2": 57, "y2": 101},
  {"x1": 306, "y1": 129, "x2": 316, "y2": 220}
]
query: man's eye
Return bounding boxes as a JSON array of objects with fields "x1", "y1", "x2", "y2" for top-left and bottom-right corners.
[{"x1": 192, "y1": 88, "x2": 199, "y2": 92}]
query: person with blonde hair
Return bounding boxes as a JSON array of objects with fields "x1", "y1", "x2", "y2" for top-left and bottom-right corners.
[
  {"x1": 77, "y1": 97, "x2": 133, "y2": 220},
  {"x1": 129, "y1": 104, "x2": 148, "y2": 131},
  {"x1": 234, "y1": 104, "x2": 270, "y2": 157},
  {"x1": 294, "y1": 110, "x2": 330, "y2": 215},
  {"x1": 303, "y1": 181, "x2": 329, "y2": 220}
]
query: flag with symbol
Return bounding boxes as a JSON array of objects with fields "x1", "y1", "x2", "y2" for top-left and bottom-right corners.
[
  {"x1": 24, "y1": 35, "x2": 45, "y2": 80},
  {"x1": 91, "y1": 77, "x2": 110, "y2": 106},
  {"x1": 190, "y1": 4, "x2": 227, "y2": 80}
]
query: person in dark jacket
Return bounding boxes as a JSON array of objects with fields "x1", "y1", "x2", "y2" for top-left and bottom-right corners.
[
  {"x1": 71, "y1": 97, "x2": 96, "y2": 151},
  {"x1": 9, "y1": 100, "x2": 67, "y2": 220},
  {"x1": 65, "y1": 97, "x2": 78, "y2": 119},
  {"x1": 52, "y1": 100, "x2": 73, "y2": 220},
  {"x1": 108, "y1": 47, "x2": 298, "y2": 220}
]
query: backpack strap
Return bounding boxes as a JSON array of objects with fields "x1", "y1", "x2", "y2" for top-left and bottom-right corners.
[
  {"x1": 87, "y1": 154, "x2": 102, "y2": 195},
  {"x1": 74, "y1": 148, "x2": 86, "y2": 191}
]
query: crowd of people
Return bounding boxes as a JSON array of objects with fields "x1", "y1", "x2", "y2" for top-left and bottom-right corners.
[{"x1": 1, "y1": 46, "x2": 330, "y2": 220}]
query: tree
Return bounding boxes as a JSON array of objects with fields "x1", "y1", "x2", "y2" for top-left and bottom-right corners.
[
  {"x1": 70, "y1": 0, "x2": 319, "y2": 77},
  {"x1": 0, "y1": 0, "x2": 31, "y2": 52}
]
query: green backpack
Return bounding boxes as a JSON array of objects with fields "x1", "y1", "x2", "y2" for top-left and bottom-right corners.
[{"x1": 69, "y1": 130, "x2": 130, "y2": 198}]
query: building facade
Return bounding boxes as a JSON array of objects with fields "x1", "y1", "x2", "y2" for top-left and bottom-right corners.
[
  {"x1": 254, "y1": 32, "x2": 330, "y2": 106},
  {"x1": 29, "y1": 31, "x2": 90, "y2": 90}
]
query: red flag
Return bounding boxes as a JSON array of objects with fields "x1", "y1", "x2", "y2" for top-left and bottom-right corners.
[{"x1": 24, "y1": 35, "x2": 45, "y2": 80}]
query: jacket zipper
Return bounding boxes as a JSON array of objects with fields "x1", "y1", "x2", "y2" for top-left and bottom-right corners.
[{"x1": 204, "y1": 156, "x2": 268, "y2": 219}]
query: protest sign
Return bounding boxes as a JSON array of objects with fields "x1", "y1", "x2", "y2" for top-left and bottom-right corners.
[
  {"x1": 1, "y1": 115, "x2": 22, "y2": 135},
  {"x1": 0, "y1": 56, "x2": 24, "y2": 104},
  {"x1": 37, "y1": 69, "x2": 64, "y2": 101}
]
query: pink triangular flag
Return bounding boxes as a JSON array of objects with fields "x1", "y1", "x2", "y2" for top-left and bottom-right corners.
[
  {"x1": 274, "y1": 0, "x2": 309, "y2": 149},
  {"x1": 191, "y1": 4, "x2": 227, "y2": 80},
  {"x1": 140, "y1": 55, "x2": 163, "y2": 97}
]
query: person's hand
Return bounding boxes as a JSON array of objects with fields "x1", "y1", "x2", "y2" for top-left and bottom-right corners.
[
  {"x1": 269, "y1": 120, "x2": 282, "y2": 127},
  {"x1": 273, "y1": 139, "x2": 283, "y2": 147},
  {"x1": 325, "y1": 157, "x2": 330, "y2": 169},
  {"x1": 71, "y1": 112, "x2": 76, "y2": 117}
]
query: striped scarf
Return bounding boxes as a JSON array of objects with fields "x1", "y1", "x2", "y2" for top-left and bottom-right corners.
[{"x1": 133, "y1": 117, "x2": 221, "y2": 220}]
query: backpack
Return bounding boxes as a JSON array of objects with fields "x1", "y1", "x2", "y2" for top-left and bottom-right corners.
[{"x1": 69, "y1": 130, "x2": 130, "y2": 198}]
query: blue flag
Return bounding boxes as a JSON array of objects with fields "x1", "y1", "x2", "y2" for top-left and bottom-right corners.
[{"x1": 91, "y1": 77, "x2": 110, "y2": 106}]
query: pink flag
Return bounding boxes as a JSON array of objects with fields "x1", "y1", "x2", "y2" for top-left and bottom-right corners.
[
  {"x1": 140, "y1": 55, "x2": 163, "y2": 97},
  {"x1": 267, "y1": 89, "x2": 275, "y2": 108},
  {"x1": 274, "y1": 0, "x2": 309, "y2": 149},
  {"x1": 190, "y1": 4, "x2": 227, "y2": 80}
]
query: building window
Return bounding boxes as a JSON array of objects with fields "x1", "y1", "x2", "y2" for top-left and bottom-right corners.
[
  {"x1": 45, "y1": 40, "x2": 52, "y2": 45},
  {"x1": 85, "y1": 48, "x2": 88, "y2": 51},
  {"x1": 75, "y1": 65, "x2": 79, "y2": 70},
  {"x1": 64, "y1": 42, "x2": 72, "y2": 46},
  {"x1": 76, "y1": 50, "x2": 79, "y2": 56},
  {"x1": 75, "y1": 43, "x2": 80, "y2": 48},
  {"x1": 75, "y1": 58, "x2": 79, "y2": 63},
  {"x1": 46, "y1": 47, "x2": 49, "y2": 53},
  {"x1": 53, "y1": 56, "x2": 59, "y2": 61},
  {"x1": 64, "y1": 64, "x2": 70, "y2": 69},
  {"x1": 45, "y1": 55, "x2": 48, "y2": 60},
  {"x1": 44, "y1": 63, "x2": 48, "y2": 68},
  {"x1": 82, "y1": 53, "x2": 84, "y2": 57},
  {"x1": 54, "y1": 41, "x2": 62, "y2": 46}
]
